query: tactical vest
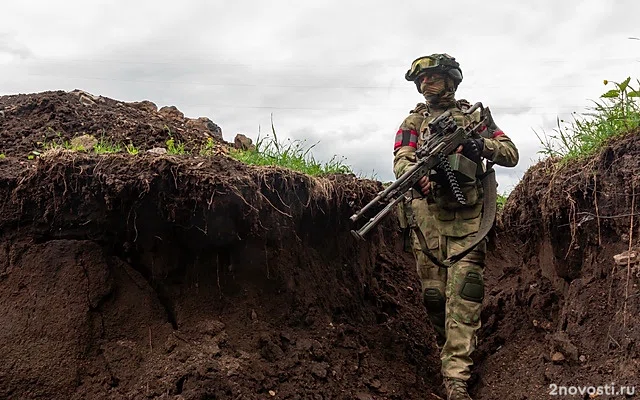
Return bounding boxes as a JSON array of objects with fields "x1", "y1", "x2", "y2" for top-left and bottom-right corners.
[{"x1": 412, "y1": 101, "x2": 485, "y2": 237}]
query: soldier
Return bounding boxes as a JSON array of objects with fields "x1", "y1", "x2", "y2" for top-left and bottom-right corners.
[{"x1": 393, "y1": 54, "x2": 519, "y2": 400}]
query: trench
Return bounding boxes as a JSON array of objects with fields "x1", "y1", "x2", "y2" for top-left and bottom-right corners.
[{"x1": 0, "y1": 154, "x2": 442, "y2": 399}]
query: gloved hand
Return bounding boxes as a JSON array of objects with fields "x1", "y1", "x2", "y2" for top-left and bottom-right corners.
[{"x1": 461, "y1": 137, "x2": 484, "y2": 163}]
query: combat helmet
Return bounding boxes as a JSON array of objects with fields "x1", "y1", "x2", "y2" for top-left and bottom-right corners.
[{"x1": 405, "y1": 53, "x2": 463, "y2": 92}]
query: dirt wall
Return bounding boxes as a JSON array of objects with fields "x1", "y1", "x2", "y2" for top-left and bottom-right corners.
[{"x1": 0, "y1": 151, "x2": 441, "y2": 400}]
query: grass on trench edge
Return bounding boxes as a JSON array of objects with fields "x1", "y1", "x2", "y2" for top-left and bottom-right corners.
[
  {"x1": 534, "y1": 77, "x2": 640, "y2": 163},
  {"x1": 227, "y1": 116, "x2": 355, "y2": 177}
]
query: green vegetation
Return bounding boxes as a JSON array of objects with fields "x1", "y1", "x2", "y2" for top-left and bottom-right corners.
[
  {"x1": 31, "y1": 119, "x2": 353, "y2": 177},
  {"x1": 535, "y1": 77, "x2": 640, "y2": 162},
  {"x1": 166, "y1": 138, "x2": 187, "y2": 155},
  {"x1": 227, "y1": 119, "x2": 353, "y2": 176},
  {"x1": 496, "y1": 192, "x2": 508, "y2": 211},
  {"x1": 93, "y1": 137, "x2": 122, "y2": 154},
  {"x1": 125, "y1": 142, "x2": 139, "y2": 155},
  {"x1": 0, "y1": 153, "x2": 5, "y2": 159},
  {"x1": 40, "y1": 133, "x2": 76, "y2": 151},
  {"x1": 199, "y1": 137, "x2": 216, "y2": 156}
]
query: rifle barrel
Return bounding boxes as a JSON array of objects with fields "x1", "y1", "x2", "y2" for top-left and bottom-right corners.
[
  {"x1": 351, "y1": 194, "x2": 405, "y2": 239},
  {"x1": 349, "y1": 159, "x2": 423, "y2": 223}
]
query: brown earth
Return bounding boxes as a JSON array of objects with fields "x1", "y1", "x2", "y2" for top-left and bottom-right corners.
[
  {"x1": 475, "y1": 135, "x2": 640, "y2": 399},
  {"x1": 0, "y1": 90, "x2": 638, "y2": 399},
  {"x1": 0, "y1": 89, "x2": 223, "y2": 158}
]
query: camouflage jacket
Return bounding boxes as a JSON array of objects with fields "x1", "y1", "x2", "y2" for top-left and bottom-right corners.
[{"x1": 393, "y1": 100, "x2": 519, "y2": 237}]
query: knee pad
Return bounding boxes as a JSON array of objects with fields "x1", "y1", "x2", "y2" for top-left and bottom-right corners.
[
  {"x1": 459, "y1": 271, "x2": 484, "y2": 303},
  {"x1": 423, "y1": 288, "x2": 446, "y2": 315}
]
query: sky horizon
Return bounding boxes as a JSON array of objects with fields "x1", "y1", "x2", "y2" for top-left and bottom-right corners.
[{"x1": 1, "y1": 0, "x2": 639, "y2": 192}]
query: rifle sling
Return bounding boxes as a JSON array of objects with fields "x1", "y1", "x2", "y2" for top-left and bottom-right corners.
[
  {"x1": 412, "y1": 166, "x2": 497, "y2": 268},
  {"x1": 411, "y1": 226, "x2": 450, "y2": 269}
]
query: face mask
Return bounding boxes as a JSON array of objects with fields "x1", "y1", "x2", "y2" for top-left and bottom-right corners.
[
  {"x1": 421, "y1": 76, "x2": 456, "y2": 108},
  {"x1": 420, "y1": 78, "x2": 445, "y2": 96}
]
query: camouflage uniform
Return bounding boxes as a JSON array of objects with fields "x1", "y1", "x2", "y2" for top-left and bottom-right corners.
[{"x1": 393, "y1": 54, "x2": 518, "y2": 397}]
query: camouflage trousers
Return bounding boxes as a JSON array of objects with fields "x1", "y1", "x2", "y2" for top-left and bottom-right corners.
[{"x1": 409, "y1": 202, "x2": 486, "y2": 381}]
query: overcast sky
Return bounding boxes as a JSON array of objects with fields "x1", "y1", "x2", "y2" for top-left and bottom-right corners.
[{"x1": 1, "y1": 0, "x2": 638, "y2": 191}]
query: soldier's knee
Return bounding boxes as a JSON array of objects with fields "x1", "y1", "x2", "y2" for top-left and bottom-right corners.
[
  {"x1": 459, "y1": 271, "x2": 484, "y2": 303},
  {"x1": 424, "y1": 287, "x2": 446, "y2": 314}
]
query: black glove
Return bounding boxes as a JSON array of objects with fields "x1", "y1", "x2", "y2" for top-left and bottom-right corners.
[{"x1": 461, "y1": 137, "x2": 484, "y2": 163}]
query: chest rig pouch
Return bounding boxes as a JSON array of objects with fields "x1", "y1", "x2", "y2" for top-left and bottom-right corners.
[
  {"x1": 401, "y1": 100, "x2": 497, "y2": 267},
  {"x1": 419, "y1": 107, "x2": 483, "y2": 211}
]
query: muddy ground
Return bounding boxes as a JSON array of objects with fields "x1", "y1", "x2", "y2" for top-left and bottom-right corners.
[{"x1": 0, "y1": 90, "x2": 638, "y2": 399}]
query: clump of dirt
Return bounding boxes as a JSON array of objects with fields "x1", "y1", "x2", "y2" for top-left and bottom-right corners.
[
  {"x1": 474, "y1": 130, "x2": 640, "y2": 399},
  {"x1": 0, "y1": 89, "x2": 223, "y2": 157},
  {"x1": 0, "y1": 91, "x2": 443, "y2": 399}
]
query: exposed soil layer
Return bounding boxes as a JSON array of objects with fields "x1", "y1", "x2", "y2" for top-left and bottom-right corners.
[
  {"x1": 475, "y1": 131, "x2": 640, "y2": 399},
  {"x1": 0, "y1": 151, "x2": 444, "y2": 400},
  {"x1": 1, "y1": 90, "x2": 447, "y2": 399},
  {"x1": 0, "y1": 90, "x2": 224, "y2": 158},
  {"x1": 2, "y1": 90, "x2": 639, "y2": 400}
]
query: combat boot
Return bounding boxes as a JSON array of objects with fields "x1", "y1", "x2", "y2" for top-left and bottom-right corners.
[{"x1": 444, "y1": 378, "x2": 472, "y2": 400}]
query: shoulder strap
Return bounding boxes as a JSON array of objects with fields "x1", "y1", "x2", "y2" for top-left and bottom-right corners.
[
  {"x1": 410, "y1": 164, "x2": 498, "y2": 268},
  {"x1": 444, "y1": 164, "x2": 497, "y2": 266}
]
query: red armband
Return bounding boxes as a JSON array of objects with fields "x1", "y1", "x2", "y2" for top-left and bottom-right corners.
[{"x1": 394, "y1": 129, "x2": 418, "y2": 150}]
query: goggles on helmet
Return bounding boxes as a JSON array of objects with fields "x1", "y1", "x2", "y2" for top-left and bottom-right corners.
[{"x1": 405, "y1": 54, "x2": 459, "y2": 82}]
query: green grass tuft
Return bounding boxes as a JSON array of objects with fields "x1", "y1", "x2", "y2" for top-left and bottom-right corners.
[
  {"x1": 535, "y1": 77, "x2": 640, "y2": 162},
  {"x1": 94, "y1": 137, "x2": 122, "y2": 154},
  {"x1": 227, "y1": 116, "x2": 353, "y2": 176},
  {"x1": 166, "y1": 138, "x2": 187, "y2": 155},
  {"x1": 199, "y1": 137, "x2": 217, "y2": 156},
  {"x1": 125, "y1": 142, "x2": 139, "y2": 155}
]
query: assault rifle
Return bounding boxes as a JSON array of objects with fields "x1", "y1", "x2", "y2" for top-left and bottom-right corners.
[{"x1": 350, "y1": 102, "x2": 488, "y2": 240}]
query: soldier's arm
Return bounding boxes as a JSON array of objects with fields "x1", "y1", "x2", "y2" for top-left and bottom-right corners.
[
  {"x1": 393, "y1": 107, "x2": 425, "y2": 178},
  {"x1": 393, "y1": 116, "x2": 419, "y2": 178},
  {"x1": 480, "y1": 129, "x2": 519, "y2": 167},
  {"x1": 475, "y1": 108, "x2": 519, "y2": 167}
]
